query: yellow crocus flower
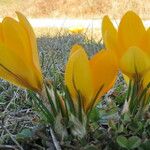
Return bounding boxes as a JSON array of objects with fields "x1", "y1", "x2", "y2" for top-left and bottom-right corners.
[
  {"x1": 65, "y1": 44, "x2": 118, "y2": 112},
  {"x1": 69, "y1": 26, "x2": 85, "y2": 34},
  {"x1": 0, "y1": 12, "x2": 43, "y2": 92},
  {"x1": 102, "y1": 11, "x2": 150, "y2": 79}
]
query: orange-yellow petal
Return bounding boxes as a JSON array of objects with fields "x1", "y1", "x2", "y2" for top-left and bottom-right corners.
[
  {"x1": 143, "y1": 70, "x2": 150, "y2": 92},
  {"x1": 142, "y1": 70, "x2": 150, "y2": 105},
  {"x1": 146, "y1": 28, "x2": 150, "y2": 55},
  {"x1": 2, "y1": 17, "x2": 31, "y2": 64},
  {"x1": 122, "y1": 73, "x2": 130, "y2": 84},
  {"x1": 120, "y1": 46, "x2": 150, "y2": 77},
  {"x1": 16, "y1": 12, "x2": 41, "y2": 72},
  {"x1": 0, "y1": 23, "x2": 3, "y2": 42},
  {"x1": 65, "y1": 51, "x2": 78, "y2": 100},
  {"x1": 16, "y1": 12, "x2": 43, "y2": 85},
  {"x1": 118, "y1": 11, "x2": 146, "y2": 51},
  {"x1": 65, "y1": 45, "x2": 93, "y2": 111},
  {"x1": 69, "y1": 44, "x2": 83, "y2": 56},
  {"x1": 69, "y1": 26, "x2": 84, "y2": 34},
  {"x1": 2, "y1": 15, "x2": 43, "y2": 91},
  {"x1": 65, "y1": 44, "x2": 86, "y2": 99},
  {"x1": 90, "y1": 49, "x2": 118, "y2": 101},
  {"x1": 0, "y1": 65, "x2": 27, "y2": 89},
  {"x1": 0, "y1": 43, "x2": 41, "y2": 91},
  {"x1": 102, "y1": 16, "x2": 118, "y2": 55},
  {"x1": 73, "y1": 48, "x2": 93, "y2": 110}
]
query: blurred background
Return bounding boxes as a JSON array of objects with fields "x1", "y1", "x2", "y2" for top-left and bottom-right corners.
[{"x1": 0, "y1": 0, "x2": 150, "y2": 19}]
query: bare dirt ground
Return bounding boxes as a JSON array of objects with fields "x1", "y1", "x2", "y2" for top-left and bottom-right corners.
[{"x1": 0, "y1": 0, "x2": 150, "y2": 19}]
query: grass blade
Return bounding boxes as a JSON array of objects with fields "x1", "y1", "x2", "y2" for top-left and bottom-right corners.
[
  {"x1": 64, "y1": 85, "x2": 76, "y2": 116},
  {"x1": 29, "y1": 91, "x2": 55, "y2": 125},
  {"x1": 45, "y1": 85, "x2": 58, "y2": 116}
]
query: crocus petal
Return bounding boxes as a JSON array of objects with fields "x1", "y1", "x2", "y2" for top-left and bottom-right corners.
[
  {"x1": 146, "y1": 28, "x2": 150, "y2": 55},
  {"x1": 65, "y1": 45, "x2": 93, "y2": 111},
  {"x1": 0, "y1": 44, "x2": 41, "y2": 91},
  {"x1": 143, "y1": 70, "x2": 150, "y2": 92},
  {"x1": 69, "y1": 44, "x2": 83, "y2": 56},
  {"x1": 120, "y1": 46, "x2": 150, "y2": 77},
  {"x1": 16, "y1": 12, "x2": 41, "y2": 72},
  {"x1": 0, "y1": 23, "x2": 3, "y2": 42},
  {"x1": 2, "y1": 17, "x2": 31, "y2": 63},
  {"x1": 102, "y1": 16, "x2": 119, "y2": 56},
  {"x1": 16, "y1": 12, "x2": 43, "y2": 86},
  {"x1": 69, "y1": 26, "x2": 84, "y2": 34},
  {"x1": 122, "y1": 74, "x2": 130, "y2": 84},
  {"x1": 65, "y1": 44, "x2": 84, "y2": 100},
  {"x1": 73, "y1": 48, "x2": 94, "y2": 111},
  {"x1": 90, "y1": 50, "x2": 118, "y2": 101},
  {"x1": 0, "y1": 65, "x2": 27, "y2": 89},
  {"x1": 2, "y1": 16, "x2": 43, "y2": 91},
  {"x1": 65, "y1": 51, "x2": 79, "y2": 100},
  {"x1": 142, "y1": 70, "x2": 150, "y2": 106},
  {"x1": 118, "y1": 11, "x2": 146, "y2": 51}
]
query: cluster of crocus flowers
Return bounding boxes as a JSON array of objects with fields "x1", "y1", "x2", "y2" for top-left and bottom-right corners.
[
  {"x1": 0, "y1": 12, "x2": 43, "y2": 92},
  {"x1": 102, "y1": 11, "x2": 150, "y2": 89},
  {"x1": 65, "y1": 44, "x2": 118, "y2": 113}
]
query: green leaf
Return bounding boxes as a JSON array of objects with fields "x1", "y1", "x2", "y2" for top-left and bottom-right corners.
[
  {"x1": 29, "y1": 91, "x2": 55, "y2": 125},
  {"x1": 126, "y1": 80, "x2": 132, "y2": 102},
  {"x1": 45, "y1": 85, "x2": 57, "y2": 116},
  {"x1": 84, "y1": 145, "x2": 98, "y2": 150},
  {"x1": 77, "y1": 91, "x2": 83, "y2": 123},
  {"x1": 122, "y1": 112, "x2": 131, "y2": 123},
  {"x1": 128, "y1": 136, "x2": 141, "y2": 149},
  {"x1": 129, "y1": 80, "x2": 139, "y2": 115},
  {"x1": 16, "y1": 129, "x2": 32, "y2": 141},
  {"x1": 117, "y1": 135, "x2": 141, "y2": 149},
  {"x1": 69, "y1": 114, "x2": 86, "y2": 138},
  {"x1": 53, "y1": 85, "x2": 66, "y2": 118},
  {"x1": 117, "y1": 135, "x2": 128, "y2": 149},
  {"x1": 108, "y1": 120, "x2": 117, "y2": 130},
  {"x1": 64, "y1": 85, "x2": 76, "y2": 116},
  {"x1": 117, "y1": 124, "x2": 124, "y2": 133},
  {"x1": 140, "y1": 141, "x2": 150, "y2": 150},
  {"x1": 89, "y1": 108, "x2": 100, "y2": 122},
  {"x1": 145, "y1": 119, "x2": 150, "y2": 128},
  {"x1": 87, "y1": 85, "x2": 104, "y2": 115}
]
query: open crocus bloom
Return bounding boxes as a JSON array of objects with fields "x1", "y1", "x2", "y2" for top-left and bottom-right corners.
[
  {"x1": 0, "y1": 12, "x2": 43, "y2": 92},
  {"x1": 65, "y1": 44, "x2": 118, "y2": 112},
  {"x1": 102, "y1": 11, "x2": 150, "y2": 80}
]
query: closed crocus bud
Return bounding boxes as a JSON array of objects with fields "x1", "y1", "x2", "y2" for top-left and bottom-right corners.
[
  {"x1": 65, "y1": 44, "x2": 118, "y2": 113},
  {"x1": 0, "y1": 12, "x2": 43, "y2": 92},
  {"x1": 102, "y1": 11, "x2": 150, "y2": 78}
]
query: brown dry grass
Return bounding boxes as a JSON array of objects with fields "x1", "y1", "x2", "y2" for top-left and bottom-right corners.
[{"x1": 0, "y1": 0, "x2": 150, "y2": 19}]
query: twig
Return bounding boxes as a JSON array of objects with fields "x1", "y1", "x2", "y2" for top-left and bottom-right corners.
[
  {"x1": 9, "y1": 109, "x2": 33, "y2": 117},
  {"x1": 0, "y1": 144, "x2": 18, "y2": 150},
  {"x1": 30, "y1": 143, "x2": 45, "y2": 150},
  {"x1": 49, "y1": 128, "x2": 62, "y2": 150},
  {"x1": 61, "y1": 144, "x2": 77, "y2": 150}
]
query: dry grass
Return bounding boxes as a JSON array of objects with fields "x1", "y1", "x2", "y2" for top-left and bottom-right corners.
[{"x1": 0, "y1": 0, "x2": 150, "y2": 19}]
